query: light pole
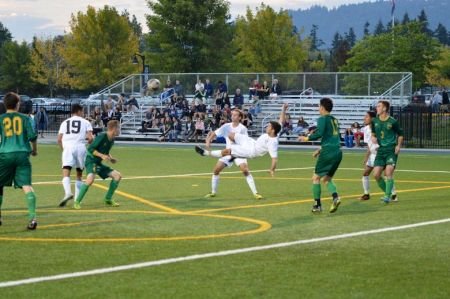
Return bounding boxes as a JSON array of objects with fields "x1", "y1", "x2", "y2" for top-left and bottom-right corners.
[{"x1": 132, "y1": 53, "x2": 149, "y2": 88}]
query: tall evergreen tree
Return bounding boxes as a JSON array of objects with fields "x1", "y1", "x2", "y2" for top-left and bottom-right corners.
[
  {"x1": 417, "y1": 9, "x2": 432, "y2": 36},
  {"x1": 401, "y1": 13, "x2": 410, "y2": 25},
  {"x1": 345, "y1": 27, "x2": 356, "y2": 47},
  {"x1": 434, "y1": 23, "x2": 448, "y2": 45},
  {"x1": 0, "y1": 22, "x2": 12, "y2": 49},
  {"x1": 363, "y1": 21, "x2": 370, "y2": 36},
  {"x1": 309, "y1": 24, "x2": 324, "y2": 51},
  {"x1": 373, "y1": 19, "x2": 385, "y2": 35},
  {"x1": 0, "y1": 41, "x2": 32, "y2": 93}
]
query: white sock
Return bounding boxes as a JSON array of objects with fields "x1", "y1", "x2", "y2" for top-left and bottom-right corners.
[
  {"x1": 62, "y1": 176, "x2": 72, "y2": 196},
  {"x1": 75, "y1": 180, "x2": 83, "y2": 199},
  {"x1": 362, "y1": 176, "x2": 370, "y2": 194},
  {"x1": 391, "y1": 185, "x2": 396, "y2": 195},
  {"x1": 207, "y1": 150, "x2": 222, "y2": 158},
  {"x1": 246, "y1": 174, "x2": 258, "y2": 194},
  {"x1": 211, "y1": 175, "x2": 219, "y2": 194}
]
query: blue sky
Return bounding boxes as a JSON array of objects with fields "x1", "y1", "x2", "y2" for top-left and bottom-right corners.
[{"x1": 0, "y1": 0, "x2": 372, "y2": 42}]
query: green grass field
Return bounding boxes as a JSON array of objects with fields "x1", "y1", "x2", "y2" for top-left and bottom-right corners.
[{"x1": 0, "y1": 144, "x2": 449, "y2": 298}]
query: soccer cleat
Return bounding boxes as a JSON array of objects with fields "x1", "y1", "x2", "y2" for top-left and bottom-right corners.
[
  {"x1": 391, "y1": 194, "x2": 398, "y2": 202},
  {"x1": 253, "y1": 193, "x2": 264, "y2": 200},
  {"x1": 194, "y1": 145, "x2": 205, "y2": 156},
  {"x1": 360, "y1": 194, "x2": 370, "y2": 201},
  {"x1": 27, "y1": 219, "x2": 37, "y2": 230},
  {"x1": 105, "y1": 200, "x2": 120, "y2": 207},
  {"x1": 204, "y1": 193, "x2": 216, "y2": 198},
  {"x1": 311, "y1": 205, "x2": 322, "y2": 213},
  {"x1": 73, "y1": 202, "x2": 81, "y2": 210},
  {"x1": 59, "y1": 194, "x2": 74, "y2": 207},
  {"x1": 329, "y1": 197, "x2": 341, "y2": 213},
  {"x1": 381, "y1": 196, "x2": 391, "y2": 204}
]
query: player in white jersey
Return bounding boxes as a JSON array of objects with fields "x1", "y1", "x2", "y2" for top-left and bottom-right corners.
[
  {"x1": 360, "y1": 111, "x2": 397, "y2": 201},
  {"x1": 203, "y1": 109, "x2": 262, "y2": 199},
  {"x1": 57, "y1": 104, "x2": 93, "y2": 207},
  {"x1": 196, "y1": 104, "x2": 287, "y2": 178}
]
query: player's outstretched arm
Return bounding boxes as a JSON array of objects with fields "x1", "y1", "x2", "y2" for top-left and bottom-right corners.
[
  {"x1": 205, "y1": 131, "x2": 216, "y2": 149},
  {"x1": 269, "y1": 158, "x2": 277, "y2": 177},
  {"x1": 278, "y1": 103, "x2": 289, "y2": 124}
]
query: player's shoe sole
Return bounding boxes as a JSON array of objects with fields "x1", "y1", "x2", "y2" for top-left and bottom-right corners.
[
  {"x1": 359, "y1": 194, "x2": 370, "y2": 200},
  {"x1": 73, "y1": 202, "x2": 81, "y2": 210},
  {"x1": 27, "y1": 219, "x2": 37, "y2": 230},
  {"x1": 105, "y1": 200, "x2": 120, "y2": 207},
  {"x1": 59, "y1": 194, "x2": 74, "y2": 207},
  {"x1": 329, "y1": 197, "x2": 341, "y2": 213},
  {"x1": 195, "y1": 145, "x2": 205, "y2": 156},
  {"x1": 391, "y1": 194, "x2": 398, "y2": 202},
  {"x1": 311, "y1": 205, "x2": 322, "y2": 213},
  {"x1": 204, "y1": 193, "x2": 216, "y2": 198},
  {"x1": 253, "y1": 193, "x2": 264, "y2": 200}
]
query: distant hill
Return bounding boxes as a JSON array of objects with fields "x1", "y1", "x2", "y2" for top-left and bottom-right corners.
[{"x1": 289, "y1": 0, "x2": 450, "y2": 47}]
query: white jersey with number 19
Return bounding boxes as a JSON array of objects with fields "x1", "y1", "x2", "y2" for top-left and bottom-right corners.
[{"x1": 58, "y1": 116, "x2": 93, "y2": 148}]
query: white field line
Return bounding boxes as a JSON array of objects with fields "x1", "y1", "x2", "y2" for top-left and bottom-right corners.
[
  {"x1": 1, "y1": 218, "x2": 449, "y2": 288},
  {"x1": 32, "y1": 166, "x2": 450, "y2": 185}
]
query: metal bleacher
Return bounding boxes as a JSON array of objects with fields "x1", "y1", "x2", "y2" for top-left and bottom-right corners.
[{"x1": 90, "y1": 72, "x2": 413, "y2": 143}]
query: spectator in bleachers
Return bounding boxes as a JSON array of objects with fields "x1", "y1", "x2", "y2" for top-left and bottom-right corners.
[
  {"x1": 164, "y1": 79, "x2": 173, "y2": 91},
  {"x1": 117, "y1": 93, "x2": 125, "y2": 111},
  {"x1": 270, "y1": 78, "x2": 282, "y2": 96},
  {"x1": 193, "y1": 114, "x2": 205, "y2": 142},
  {"x1": 174, "y1": 80, "x2": 184, "y2": 97},
  {"x1": 195, "y1": 79, "x2": 204, "y2": 92},
  {"x1": 111, "y1": 107, "x2": 122, "y2": 121},
  {"x1": 196, "y1": 101, "x2": 207, "y2": 118},
  {"x1": 204, "y1": 79, "x2": 214, "y2": 100},
  {"x1": 218, "y1": 80, "x2": 228, "y2": 94},
  {"x1": 257, "y1": 80, "x2": 270, "y2": 100},
  {"x1": 344, "y1": 127, "x2": 354, "y2": 148},
  {"x1": 292, "y1": 117, "x2": 309, "y2": 135},
  {"x1": 124, "y1": 96, "x2": 139, "y2": 112},
  {"x1": 87, "y1": 107, "x2": 104, "y2": 136},
  {"x1": 249, "y1": 79, "x2": 260, "y2": 103},
  {"x1": 106, "y1": 96, "x2": 116, "y2": 111},
  {"x1": 279, "y1": 113, "x2": 293, "y2": 138},
  {"x1": 183, "y1": 116, "x2": 196, "y2": 142},
  {"x1": 232, "y1": 88, "x2": 244, "y2": 108},
  {"x1": 169, "y1": 117, "x2": 182, "y2": 142},
  {"x1": 158, "y1": 115, "x2": 173, "y2": 142},
  {"x1": 242, "y1": 110, "x2": 253, "y2": 128},
  {"x1": 351, "y1": 122, "x2": 364, "y2": 147},
  {"x1": 194, "y1": 86, "x2": 206, "y2": 105}
]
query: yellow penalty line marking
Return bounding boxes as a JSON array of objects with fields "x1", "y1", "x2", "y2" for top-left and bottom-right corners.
[
  {"x1": 39, "y1": 219, "x2": 114, "y2": 229},
  {"x1": 189, "y1": 185, "x2": 450, "y2": 214},
  {"x1": 92, "y1": 183, "x2": 181, "y2": 214}
]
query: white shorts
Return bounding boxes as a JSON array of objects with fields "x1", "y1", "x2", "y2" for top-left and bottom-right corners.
[
  {"x1": 230, "y1": 134, "x2": 257, "y2": 158},
  {"x1": 62, "y1": 145, "x2": 87, "y2": 169},
  {"x1": 366, "y1": 153, "x2": 376, "y2": 168},
  {"x1": 219, "y1": 155, "x2": 247, "y2": 168}
]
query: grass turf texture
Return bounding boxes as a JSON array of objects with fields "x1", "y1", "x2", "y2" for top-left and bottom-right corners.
[{"x1": 0, "y1": 144, "x2": 449, "y2": 298}]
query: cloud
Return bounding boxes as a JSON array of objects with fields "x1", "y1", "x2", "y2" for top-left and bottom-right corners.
[{"x1": 1, "y1": 14, "x2": 65, "y2": 42}]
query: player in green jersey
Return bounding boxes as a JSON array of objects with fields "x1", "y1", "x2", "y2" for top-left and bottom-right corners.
[
  {"x1": 73, "y1": 120, "x2": 122, "y2": 209},
  {"x1": 299, "y1": 98, "x2": 342, "y2": 213},
  {"x1": 0, "y1": 92, "x2": 38, "y2": 229},
  {"x1": 371, "y1": 100, "x2": 404, "y2": 203}
]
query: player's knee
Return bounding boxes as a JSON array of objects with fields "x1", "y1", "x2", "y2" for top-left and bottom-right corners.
[
  {"x1": 112, "y1": 171, "x2": 122, "y2": 181},
  {"x1": 312, "y1": 175, "x2": 321, "y2": 183},
  {"x1": 85, "y1": 174, "x2": 95, "y2": 185}
]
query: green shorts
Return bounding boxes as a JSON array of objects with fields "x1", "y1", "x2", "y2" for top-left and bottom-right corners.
[
  {"x1": 374, "y1": 147, "x2": 398, "y2": 168},
  {"x1": 85, "y1": 158, "x2": 113, "y2": 180},
  {"x1": 315, "y1": 148, "x2": 342, "y2": 177},
  {"x1": 0, "y1": 152, "x2": 32, "y2": 188}
]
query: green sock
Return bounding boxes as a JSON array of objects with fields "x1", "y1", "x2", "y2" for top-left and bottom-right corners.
[
  {"x1": 312, "y1": 184, "x2": 321, "y2": 205},
  {"x1": 75, "y1": 184, "x2": 90, "y2": 203},
  {"x1": 385, "y1": 179, "x2": 394, "y2": 198},
  {"x1": 105, "y1": 180, "x2": 120, "y2": 201},
  {"x1": 327, "y1": 180, "x2": 338, "y2": 196},
  {"x1": 377, "y1": 178, "x2": 386, "y2": 192},
  {"x1": 25, "y1": 192, "x2": 36, "y2": 220}
]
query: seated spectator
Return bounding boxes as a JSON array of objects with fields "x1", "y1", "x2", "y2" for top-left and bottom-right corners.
[
  {"x1": 257, "y1": 80, "x2": 270, "y2": 100},
  {"x1": 110, "y1": 107, "x2": 122, "y2": 121},
  {"x1": 169, "y1": 117, "x2": 182, "y2": 142},
  {"x1": 194, "y1": 86, "x2": 206, "y2": 105},
  {"x1": 249, "y1": 79, "x2": 260, "y2": 103},
  {"x1": 173, "y1": 80, "x2": 184, "y2": 97},
  {"x1": 242, "y1": 110, "x2": 253, "y2": 128},
  {"x1": 232, "y1": 88, "x2": 244, "y2": 108},
  {"x1": 351, "y1": 122, "x2": 364, "y2": 147},
  {"x1": 292, "y1": 117, "x2": 309, "y2": 135},
  {"x1": 344, "y1": 128, "x2": 354, "y2": 148},
  {"x1": 279, "y1": 113, "x2": 293, "y2": 138},
  {"x1": 164, "y1": 79, "x2": 173, "y2": 91},
  {"x1": 159, "y1": 115, "x2": 173, "y2": 142},
  {"x1": 117, "y1": 93, "x2": 125, "y2": 111},
  {"x1": 204, "y1": 79, "x2": 214, "y2": 101},
  {"x1": 195, "y1": 79, "x2": 204, "y2": 92},
  {"x1": 270, "y1": 78, "x2": 282, "y2": 97},
  {"x1": 183, "y1": 116, "x2": 196, "y2": 142},
  {"x1": 125, "y1": 96, "x2": 139, "y2": 112}
]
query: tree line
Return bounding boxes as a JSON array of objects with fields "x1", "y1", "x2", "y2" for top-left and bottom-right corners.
[{"x1": 0, "y1": 2, "x2": 449, "y2": 96}]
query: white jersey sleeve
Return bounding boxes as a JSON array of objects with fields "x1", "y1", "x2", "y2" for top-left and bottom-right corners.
[
  {"x1": 254, "y1": 134, "x2": 278, "y2": 158},
  {"x1": 215, "y1": 123, "x2": 248, "y2": 148}
]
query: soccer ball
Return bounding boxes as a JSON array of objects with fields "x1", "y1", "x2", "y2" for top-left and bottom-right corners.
[{"x1": 147, "y1": 79, "x2": 160, "y2": 91}]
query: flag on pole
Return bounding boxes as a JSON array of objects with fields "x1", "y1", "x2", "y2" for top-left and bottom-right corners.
[{"x1": 391, "y1": 0, "x2": 396, "y2": 16}]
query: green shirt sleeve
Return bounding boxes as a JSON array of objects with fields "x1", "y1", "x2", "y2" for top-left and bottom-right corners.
[
  {"x1": 88, "y1": 133, "x2": 104, "y2": 154},
  {"x1": 392, "y1": 119, "x2": 404, "y2": 136},
  {"x1": 25, "y1": 116, "x2": 37, "y2": 142},
  {"x1": 308, "y1": 116, "x2": 325, "y2": 141}
]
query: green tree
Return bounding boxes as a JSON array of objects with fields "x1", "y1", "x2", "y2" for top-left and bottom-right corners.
[
  {"x1": 345, "y1": 27, "x2": 356, "y2": 47},
  {"x1": 417, "y1": 9, "x2": 431, "y2": 36},
  {"x1": 64, "y1": 5, "x2": 138, "y2": 90},
  {"x1": 233, "y1": 4, "x2": 308, "y2": 72},
  {"x1": 0, "y1": 22, "x2": 12, "y2": 49},
  {"x1": 30, "y1": 37, "x2": 71, "y2": 97},
  {"x1": 0, "y1": 41, "x2": 32, "y2": 94},
  {"x1": 373, "y1": 19, "x2": 385, "y2": 35},
  {"x1": 363, "y1": 21, "x2": 370, "y2": 37},
  {"x1": 426, "y1": 46, "x2": 450, "y2": 87},
  {"x1": 309, "y1": 24, "x2": 323, "y2": 51},
  {"x1": 341, "y1": 22, "x2": 440, "y2": 89},
  {"x1": 146, "y1": 0, "x2": 233, "y2": 72},
  {"x1": 401, "y1": 13, "x2": 410, "y2": 25},
  {"x1": 434, "y1": 23, "x2": 448, "y2": 45}
]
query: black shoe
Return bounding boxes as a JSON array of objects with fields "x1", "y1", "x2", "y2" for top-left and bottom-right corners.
[
  {"x1": 195, "y1": 145, "x2": 205, "y2": 156},
  {"x1": 391, "y1": 194, "x2": 398, "y2": 202},
  {"x1": 360, "y1": 194, "x2": 370, "y2": 200},
  {"x1": 59, "y1": 194, "x2": 74, "y2": 207},
  {"x1": 27, "y1": 219, "x2": 37, "y2": 230},
  {"x1": 311, "y1": 205, "x2": 322, "y2": 213}
]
